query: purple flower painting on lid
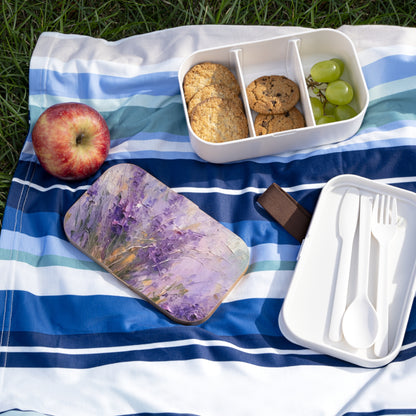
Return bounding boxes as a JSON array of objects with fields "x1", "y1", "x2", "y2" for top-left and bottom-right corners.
[{"x1": 63, "y1": 163, "x2": 249, "y2": 324}]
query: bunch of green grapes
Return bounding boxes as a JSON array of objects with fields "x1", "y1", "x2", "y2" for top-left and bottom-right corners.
[{"x1": 306, "y1": 59, "x2": 357, "y2": 125}]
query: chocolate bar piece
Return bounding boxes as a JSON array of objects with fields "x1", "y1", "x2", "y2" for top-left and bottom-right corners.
[{"x1": 258, "y1": 183, "x2": 311, "y2": 242}]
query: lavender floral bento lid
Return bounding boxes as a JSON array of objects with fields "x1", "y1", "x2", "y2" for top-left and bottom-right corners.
[{"x1": 63, "y1": 163, "x2": 249, "y2": 325}]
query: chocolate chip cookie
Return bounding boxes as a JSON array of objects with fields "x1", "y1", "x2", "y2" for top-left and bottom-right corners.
[
  {"x1": 254, "y1": 107, "x2": 305, "y2": 135},
  {"x1": 246, "y1": 75, "x2": 300, "y2": 114}
]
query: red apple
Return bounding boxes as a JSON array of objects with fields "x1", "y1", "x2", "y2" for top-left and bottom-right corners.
[{"x1": 32, "y1": 102, "x2": 111, "y2": 180}]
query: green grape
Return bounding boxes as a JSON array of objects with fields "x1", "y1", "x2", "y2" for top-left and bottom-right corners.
[
  {"x1": 317, "y1": 115, "x2": 336, "y2": 125},
  {"x1": 310, "y1": 60, "x2": 341, "y2": 83},
  {"x1": 334, "y1": 104, "x2": 358, "y2": 121},
  {"x1": 326, "y1": 80, "x2": 354, "y2": 105},
  {"x1": 310, "y1": 97, "x2": 324, "y2": 121},
  {"x1": 330, "y1": 58, "x2": 345, "y2": 76},
  {"x1": 324, "y1": 101, "x2": 337, "y2": 116}
]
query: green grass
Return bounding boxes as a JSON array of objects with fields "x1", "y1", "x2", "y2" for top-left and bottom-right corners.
[{"x1": 1, "y1": 0, "x2": 414, "y2": 230}]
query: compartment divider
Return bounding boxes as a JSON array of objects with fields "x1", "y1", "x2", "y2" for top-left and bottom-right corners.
[
  {"x1": 287, "y1": 39, "x2": 316, "y2": 128},
  {"x1": 229, "y1": 48, "x2": 256, "y2": 138}
]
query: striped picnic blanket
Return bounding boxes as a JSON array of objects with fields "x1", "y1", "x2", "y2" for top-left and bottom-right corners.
[{"x1": 1, "y1": 25, "x2": 416, "y2": 415}]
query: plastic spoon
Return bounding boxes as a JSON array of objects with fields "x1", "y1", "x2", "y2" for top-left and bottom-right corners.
[
  {"x1": 328, "y1": 187, "x2": 360, "y2": 342},
  {"x1": 342, "y1": 194, "x2": 379, "y2": 349}
]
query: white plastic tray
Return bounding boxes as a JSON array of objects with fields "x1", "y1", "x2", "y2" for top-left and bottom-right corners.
[
  {"x1": 178, "y1": 29, "x2": 369, "y2": 163},
  {"x1": 279, "y1": 175, "x2": 416, "y2": 367}
]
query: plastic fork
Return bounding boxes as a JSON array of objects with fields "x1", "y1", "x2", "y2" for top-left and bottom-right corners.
[{"x1": 371, "y1": 194, "x2": 398, "y2": 357}]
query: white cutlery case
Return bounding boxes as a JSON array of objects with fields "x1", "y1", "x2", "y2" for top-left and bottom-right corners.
[{"x1": 279, "y1": 174, "x2": 416, "y2": 367}]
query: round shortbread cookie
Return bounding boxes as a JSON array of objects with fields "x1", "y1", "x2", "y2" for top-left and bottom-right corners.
[
  {"x1": 187, "y1": 84, "x2": 243, "y2": 115},
  {"x1": 190, "y1": 97, "x2": 248, "y2": 143},
  {"x1": 246, "y1": 75, "x2": 300, "y2": 114},
  {"x1": 183, "y1": 62, "x2": 240, "y2": 103},
  {"x1": 254, "y1": 107, "x2": 305, "y2": 135}
]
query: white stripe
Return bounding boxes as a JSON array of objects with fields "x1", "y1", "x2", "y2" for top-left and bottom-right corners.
[
  {"x1": 1, "y1": 230, "x2": 297, "y2": 265},
  {"x1": 0, "y1": 259, "x2": 291, "y2": 302},
  {"x1": 10, "y1": 175, "x2": 307, "y2": 195},
  {"x1": 369, "y1": 75, "x2": 416, "y2": 102},
  {"x1": 12, "y1": 174, "x2": 416, "y2": 197},
  {"x1": 227, "y1": 270, "x2": 293, "y2": 301},
  {"x1": 0, "y1": 338, "x2": 313, "y2": 357},
  {"x1": 21, "y1": 138, "x2": 194, "y2": 159},
  {"x1": 22, "y1": 123, "x2": 416, "y2": 164},
  {"x1": 347, "y1": 126, "x2": 416, "y2": 146},
  {"x1": 401, "y1": 340, "x2": 416, "y2": 352},
  {"x1": 0, "y1": 259, "x2": 137, "y2": 298},
  {"x1": 29, "y1": 93, "x2": 182, "y2": 112},
  {"x1": 109, "y1": 139, "x2": 193, "y2": 155},
  {"x1": 175, "y1": 183, "x2": 326, "y2": 194},
  {"x1": 240, "y1": 123, "x2": 416, "y2": 163},
  {"x1": 3, "y1": 337, "x2": 416, "y2": 359},
  {"x1": 12, "y1": 177, "x2": 90, "y2": 193},
  {"x1": 172, "y1": 185, "x2": 268, "y2": 195},
  {"x1": 263, "y1": 125, "x2": 416, "y2": 163},
  {"x1": 358, "y1": 44, "x2": 416, "y2": 66},
  {"x1": 0, "y1": 355, "x2": 385, "y2": 416},
  {"x1": 30, "y1": 55, "x2": 183, "y2": 78}
]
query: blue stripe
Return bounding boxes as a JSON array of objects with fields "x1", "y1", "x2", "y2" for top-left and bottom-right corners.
[
  {"x1": 120, "y1": 413, "x2": 199, "y2": 416},
  {"x1": 2, "y1": 208, "x2": 67, "y2": 240},
  {"x1": 8, "y1": 147, "x2": 416, "y2": 215},
  {"x1": 101, "y1": 104, "x2": 188, "y2": 140},
  {"x1": 19, "y1": 150, "x2": 201, "y2": 163},
  {"x1": 106, "y1": 150, "x2": 200, "y2": 162},
  {"x1": 362, "y1": 54, "x2": 416, "y2": 89},
  {"x1": 7, "y1": 330, "x2": 298, "y2": 352},
  {"x1": 28, "y1": 55, "x2": 416, "y2": 101},
  {"x1": 358, "y1": 118, "x2": 416, "y2": 135},
  {"x1": 3, "y1": 305, "x2": 416, "y2": 370},
  {"x1": 7, "y1": 293, "x2": 357, "y2": 369},
  {"x1": 5, "y1": 288, "x2": 415, "y2": 356},
  {"x1": 110, "y1": 131, "x2": 191, "y2": 144},
  {"x1": 344, "y1": 409, "x2": 416, "y2": 416},
  {"x1": 0, "y1": 230, "x2": 86, "y2": 259},
  {"x1": 5, "y1": 171, "x2": 306, "y2": 223},
  {"x1": 0, "y1": 229, "x2": 298, "y2": 263},
  {"x1": 2, "y1": 291, "x2": 282, "y2": 337},
  {"x1": 13, "y1": 145, "x2": 416, "y2": 196},
  {"x1": 3, "y1": 343, "x2": 349, "y2": 369},
  {"x1": 0, "y1": 412, "x2": 196, "y2": 416},
  {"x1": 2, "y1": 291, "x2": 360, "y2": 369},
  {"x1": 5, "y1": 149, "x2": 405, "y2": 195},
  {"x1": 28, "y1": 102, "x2": 188, "y2": 141},
  {"x1": 25, "y1": 90, "x2": 416, "y2": 164},
  {"x1": 0, "y1": 412, "x2": 53, "y2": 416},
  {"x1": 6, "y1": 145, "x2": 416, "y2": 244},
  {"x1": 362, "y1": 89, "x2": 416, "y2": 130},
  {"x1": 29, "y1": 69, "x2": 180, "y2": 99},
  {"x1": 121, "y1": 413, "x2": 199, "y2": 416},
  {"x1": 0, "y1": 205, "x2": 302, "y2": 245}
]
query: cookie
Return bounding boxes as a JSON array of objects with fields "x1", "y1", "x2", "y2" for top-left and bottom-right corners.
[
  {"x1": 183, "y1": 62, "x2": 240, "y2": 103},
  {"x1": 190, "y1": 97, "x2": 248, "y2": 143},
  {"x1": 254, "y1": 107, "x2": 305, "y2": 135},
  {"x1": 246, "y1": 75, "x2": 300, "y2": 114},
  {"x1": 188, "y1": 84, "x2": 243, "y2": 115}
]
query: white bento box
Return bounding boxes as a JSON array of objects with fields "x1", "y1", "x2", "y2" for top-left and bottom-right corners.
[
  {"x1": 178, "y1": 29, "x2": 369, "y2": 163},
  {"x1": 279, "y1": 175, "x2": 416, "y2": 367}
]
